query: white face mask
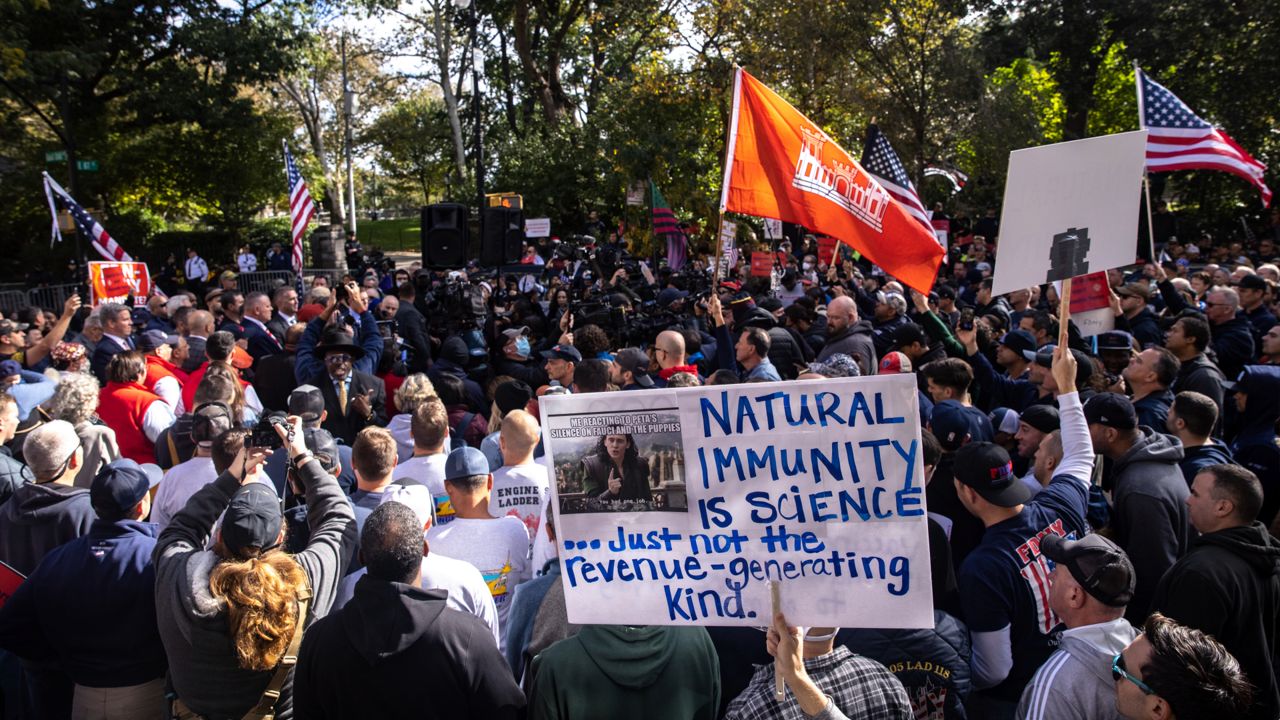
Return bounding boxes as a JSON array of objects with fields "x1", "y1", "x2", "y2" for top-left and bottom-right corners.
[{"x1": 803, "y1": 262, "x2": 814, "y2": 271}]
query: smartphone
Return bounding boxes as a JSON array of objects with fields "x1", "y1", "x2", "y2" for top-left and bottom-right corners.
[
  {"x1": 377, "y1": 319, "x2": 396, "y2": 339},
  {"x1": 959, "y1": 307, "x2": 975, "y2": 331}
]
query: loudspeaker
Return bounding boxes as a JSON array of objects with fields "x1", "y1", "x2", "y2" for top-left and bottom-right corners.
[
  {"x1": 481, "y1": 206, "x2": 525, "y2": 266},
  {"x1": 422, "y1": 203, "x2": 469, "y2": 269}
]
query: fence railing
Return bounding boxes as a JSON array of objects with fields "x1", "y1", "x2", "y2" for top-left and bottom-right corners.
[
  {"x1": 236, "y1": 271, "x2": 296, "y2": 295},
  {"x1": 28, "y1": 284, "x2": 80, "y2": 313},
  {"x1": 0, "y1": 291, "x2": 27, "y2": 317},
  {"x1": 300, "y1": 268, "x2": 351, "y2": 290}
]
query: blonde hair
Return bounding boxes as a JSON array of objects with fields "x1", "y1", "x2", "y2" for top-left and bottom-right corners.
[
  {"x1": 209, "y1": 548, "x2": 309, "y2": 672},
  {"x1": 394, "y1": 373, "x2": 437, "y2": 416},
  {"x1": 48, "y1": 372, "x2": 101, "y2": 425}
]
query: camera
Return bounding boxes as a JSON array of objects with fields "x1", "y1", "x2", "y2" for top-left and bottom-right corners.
[{"x1": 251, "y1": 412, "x2": 288, "y2": 450}]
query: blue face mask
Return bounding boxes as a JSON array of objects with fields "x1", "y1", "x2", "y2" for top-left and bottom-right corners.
[{"x1": 515, "y1": 337, "x2": 531, "y2": 357}]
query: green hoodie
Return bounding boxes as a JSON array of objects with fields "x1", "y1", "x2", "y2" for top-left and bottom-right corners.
[{"x1": 528, "y1": 625, "x2": 721, "y2": 720}]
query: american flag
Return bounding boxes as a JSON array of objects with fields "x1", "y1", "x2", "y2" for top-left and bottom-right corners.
[
  {"x1": 284, "y1": 142, "x2": 316, "y2": 279},
  {"x1": 42, "y1": 172, "x2": 131, "y2": 261},
  {"x1": 651, "y1": 181, "x2": 687, "y2": 270},
  {"x1": 1137, "y1": 67, "x2": 1272, "y2": 207},
  {"x1": 860, "y1": 124, "x2": 934, "y2": 236}
]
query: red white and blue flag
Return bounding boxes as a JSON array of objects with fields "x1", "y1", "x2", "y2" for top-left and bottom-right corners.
[
  {"x1": 651, "y1": 181, "x2": 687, "y2": 270},
  {"x1": 1136, "y1": 67, "x2": 1271, "y2": 207},
  {"x1": 860, "y1": 125, "x2": 934, "y2": 241},
  {"x1": 284, "y1": 142, "x2": 316, "y2": 278},
  {"x1": 42, "y1": 172, "x2": 132, "y2": 261}
]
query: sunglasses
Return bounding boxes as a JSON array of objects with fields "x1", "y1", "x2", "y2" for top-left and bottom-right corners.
[
  {"x1": 1111, "y1": 653, "x2": 1153, "y2": 695},
  {"x1": 325, "y1": 354, "x2": 353, "y2": 365}
]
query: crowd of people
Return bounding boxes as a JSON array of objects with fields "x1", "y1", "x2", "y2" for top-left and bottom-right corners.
[{"x1": 0, "y1": 206, "x2": 1277, "y2": 720}]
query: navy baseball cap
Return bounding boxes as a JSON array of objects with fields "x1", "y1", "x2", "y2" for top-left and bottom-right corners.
[
  {"x1": 891, "y1": 323, "x2": 928, "y2": 349},
  {"x1": 1027, "y1": 345, "x2": 1095, "y2": 387},
  {"x1": 1096, "y1": 330, "x2": 1135, "y2": 351},
  {"x1": 0, "y1": 360, "x2": 20, "y2": 379},
  {"x1": 541, "y1": 344, "x2": 583, "y2": 363},
  {"x1": 444, "y1": 447, "x2": 490, "y2": 482},
  {"x1": 1084, "y1": 392, "x2": 1138, "y2": 430},
  {"x1": 953, "y1": 441, "x2": 1032, "y2": 507},
  {"x1": 288, "y1": 385, "x2": 326, "y2": 422},
  {"x1": 998, "y1": 329, "x2": 1036, "y2": 357},
  {"x1": 138, "y1": 329, "x2": 180, "y2": 352},
  {"x1": 929, "y1": 400, "x2": 991, "y2": 451},
  {"x1": 91, "y1": 459, "x2": 161, "y2": 521},
  {"x1": 614, "y1": 348, "x2": 655, "y2": 388},
  {"x1": 222, "y1": 483, "x2": 283, "y2": 555},
  {"x1": 1040, "y1": 533, "x2": 1135, "y2": 607}
]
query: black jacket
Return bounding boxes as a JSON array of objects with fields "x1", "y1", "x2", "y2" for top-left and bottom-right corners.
[
  {"x1": 0, "y1": 446, "x2": 32, "y2": 506},
  {"x1": 1212, "y1": 313, "x2": 1256, "y2": 380},
  {"x1": 1172, "y1": 352, "x2": 1225, "y2": 413},
  {"x1": 395, "y1": 304, "x2": 432, "y2": 374},
  {"x1": 310, "y1": 371, "x2": 388, "y2": 446},
  {"x1": 293, "y1": 577, "x2": 524, "y2": 719},
  {"x1": 253, "y1": 351, "x2": 298, "y2": 414},
  {"x1": 1151, "y1": 523, "x2": 1280, "y2": 720},
  {"x1": 1117, "y1": 306, "x2": 1163, "y2": 348},
  {"x1": 840, "y1": 610, "x2": 972, "y2": 720}
]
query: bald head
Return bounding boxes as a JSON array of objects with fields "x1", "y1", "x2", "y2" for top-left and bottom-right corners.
[
  {"x1": 185, "y1": 310, "x2": 214, "y2": 337},
  {"x1": 655, "y1": 330, "x2": 687, "y2": 370},
  {"x1": 500, "y1": 409, "x2": 541, "y2": 462},
  {"x1": 827, "y1": 296, "x2": 858, "y2": 333}
]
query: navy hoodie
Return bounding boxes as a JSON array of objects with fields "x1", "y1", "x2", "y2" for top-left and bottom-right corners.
[
  {"x1": 0, "y1": 520, "x2": 165, "y2": 687},
  {"x1": 1179, "y1": 441, "x2": 1235, "y2": 487},
  {"x1": 1232, "y1": 365, "x2": 1280, "y2": 525},
  {"x1": 0, "y1": 481, "x2": 95, "y2": 576}
]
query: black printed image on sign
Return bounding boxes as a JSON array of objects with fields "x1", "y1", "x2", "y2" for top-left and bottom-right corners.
[
  {"x1": 1045, "y1": 226, "x2": 1091, "y2": 282},
  {"x1": 548, "y1": 410, "x2": 689, "y2": 515}
]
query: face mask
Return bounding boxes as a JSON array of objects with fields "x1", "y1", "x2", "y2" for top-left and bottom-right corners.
[
  {"x1": 803, "y1": 262, "x2": 814, "y2": 271},
  {"x1": 515, "y1": 337, "x2": 531, "y2": 356}
]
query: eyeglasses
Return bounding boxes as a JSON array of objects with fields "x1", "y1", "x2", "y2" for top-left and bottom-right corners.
[
  {"x1": 325, "y1": 354, "x2": 352, "y2": 365},
  {"x1": 1111, "y1": 653, "x2": 1154, "y2": 695}
]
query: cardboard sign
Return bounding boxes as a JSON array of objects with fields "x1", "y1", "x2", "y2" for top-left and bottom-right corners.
[
  {"x1": 817, "y1": 235, "x2": 839, "y2": 266},
  {"x1": 525, "y1": 218, "x2": 551, "y2": 238},
  {"x1": 991, "y1": 131, "x2": 1148, "y2": 296},
  {"x1": 539, "y1": 375, "x2": 934, "y2": 628},
  {"x1": 88, "y1": 261, "x2": 151, "y2": 307},
  {"x1": 750, "y1": 252, "x2": 773, "y2": 277}
]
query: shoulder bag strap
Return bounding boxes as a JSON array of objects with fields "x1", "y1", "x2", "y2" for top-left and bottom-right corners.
[{"x1": 241, "y1": 585, "x2": 313, "y2": 720}]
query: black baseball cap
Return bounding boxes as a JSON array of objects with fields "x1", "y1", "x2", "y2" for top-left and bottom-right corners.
[
  {"x1": 541, "y1": 344, "x2": 583, "y2": 363},
  {"x1": 953, "y1": 441, "x2": 1031, "y2": 507},
  {"x1": 1019, "y1": 405, "x2": 1060, "y2": 434},
  {"x1": 222, "y1": 483, "x2": 283, "y2": 555},
  {"x1": 1084, "y1": 392, "x2": 1138, "y2": 430},
  {"x1": 891, "y1": 323, "x2": 928, "y2": 349},
  {"x1": 1096, "y1": 330, "x2": 1135, "y2": 351},
  {"x1": 1237, "y1": 274, "x2": 1269, "y2": 292},
  {"x1": 1028, "y1": 345, "x2": 1095, "y2": 387},
  {"x1": 614, "y1": 348, "x2": 655, "y2": 388},
  {"x1": 190, "y1": 402, "x2": 234, "y2": 447},
  {"x1": 998, "y1": 329, "x2": 1036, "y2": 357},
  {"x1": 1040, "y1": 533, "x2": 1135, "y2": 607},
  {"x1": 495, "y1": 379, "x2": 535, "y2": 415},
  {"x1": 302, "y1": 427, "x2": 339, "y2": 471},
  {"x1": 288, "y1": 385, "x2": 325, "y2": 423}
]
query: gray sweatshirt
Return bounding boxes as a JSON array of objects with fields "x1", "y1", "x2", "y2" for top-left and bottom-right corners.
[
  {"x1": 1015, "y1": 618, "x2": 1138, "y2": 720},
  {"x1": 153, "y1": 460, "x2": 357, "y2": 720}
]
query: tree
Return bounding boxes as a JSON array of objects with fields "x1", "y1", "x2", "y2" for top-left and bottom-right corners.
[{"x1": 363, "y1": 91, "x2": 455, "y2": 202}]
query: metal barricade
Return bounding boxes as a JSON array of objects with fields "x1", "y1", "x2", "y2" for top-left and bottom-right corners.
[
  {"x1": 236, "y1": 271, "x2": 295, "y2": 295},
  {"x1": 0, "y1": 291, "x2": 28, "y2": 316},
  {"x1": 27, "y1": 284, "x2": 79, "y2": 311}
]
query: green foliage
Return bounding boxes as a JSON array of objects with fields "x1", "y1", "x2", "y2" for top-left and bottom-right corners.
[{"x1": 362, "y1": 91, "x2": 455, "y2": 204}]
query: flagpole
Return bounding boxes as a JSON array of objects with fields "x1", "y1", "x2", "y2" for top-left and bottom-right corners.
[
  {"x1": 714, "y1": 66, "x2": 744, "y2": 286},
  {"x1": 1133, "y1": 62, "x2": 1158, "y2": 265}
]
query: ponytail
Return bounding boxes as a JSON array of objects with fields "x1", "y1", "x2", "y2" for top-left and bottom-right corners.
[{"x1": 209, "y1": 549, "x2": 309, "y2": 671}]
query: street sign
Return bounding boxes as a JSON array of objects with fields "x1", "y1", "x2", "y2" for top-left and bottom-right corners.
[
  {"x1": 45, "y1": 150, "x2": 67, "y2": 163},
  {"x1": 77, "y1": 160, "x2": 98, "y2": 172}
]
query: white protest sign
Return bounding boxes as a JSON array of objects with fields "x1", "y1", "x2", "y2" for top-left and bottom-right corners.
[
  {"x1": 764, "y1": 218, "x2": 783, "y2": 240},
  {"x1": 626, "y1": 182, "x2": 646, "y2": 206},
  {"x1": 540, "y1": 374, "x2": 933, "y2": 628},
  {"x1": 525, "y1": 218, "x2": 551, "y2": 238},
  {"x1": 991, "y1": 130, "x2": 1148, "y2": 296},
  {"x1": 718, "y1": 219, "x2": 738, "y2": 277}
]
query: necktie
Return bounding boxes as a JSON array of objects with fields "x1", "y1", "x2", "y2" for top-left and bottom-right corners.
[{"x1": 338, "y1": 381, "x2": 348, "y2": 414}]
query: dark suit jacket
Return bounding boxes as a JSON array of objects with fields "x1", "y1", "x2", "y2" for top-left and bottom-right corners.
[
  {"x1": 254, "y1": 351, "x2": 297, "y2": 413},
  {"x1": 395, "y1": 305, "x2": 432, "y2": 374},
  {"x1": 90, "y1": 336, "x2": 131, "y2": 385},
  {"x1": 244, "y1": 320, "x2": 284, "y2": 362},
  {"x1": 218, "y1": 318, "x2": 246, "y2": 340},
  {"x1": 310, "y1": 370, "x2": 387, "y2": 445},
  {"x1": 181, "y1": 336, "x2": 207, "y2": 374},
  {"x1": 581, "y1": 454, "x2": 651, "y2": 502},
  {"x1": 266, "y1": 312, "x2": 291, "y2": 344}
]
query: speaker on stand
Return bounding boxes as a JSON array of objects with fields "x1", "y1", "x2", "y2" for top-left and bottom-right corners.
[
  {"x1": 421, "y1": 203, "x2": 470, "y2": 269},
  {"x1": 481, "y1": 206, "x2": 525, "y2": 267}
]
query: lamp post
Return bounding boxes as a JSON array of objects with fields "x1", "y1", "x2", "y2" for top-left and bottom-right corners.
[
  {"x1": 454, "y1": 0, "x2": 484, "y2": 246},
  {"x1": 340, "y1": 29, "x2": 358, "y2": 243}
]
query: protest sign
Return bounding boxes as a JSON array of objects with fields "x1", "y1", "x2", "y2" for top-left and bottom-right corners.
[
  {"x1": 991, "y1": 131, "x2": 1148, "y2": 296},
  {"x1": 1066, "y1": 272, "x2": 1114, "y2": 337},
  {"x1": 718, "y1": 220, "x2": 738, "y2": 278},
  {"x1": 763, "y1": 218, "x2": 783, "y2": 240},
  {"x1": 525, "y1": 217, "x2": 551, "y2": 238},
  {"x1": 0, "y1": 561, "x2": 24, "y2": 610},
  {"x1": 540, "y1": 374, "x2": 934, "y2": 628},
  {"x1": 626, "y1": 181, "x2": 646, "y2": 206},
  {"x1": 88, "y1": 261, "x2": 151, "y2": 307},
  {"x1": 816, "y1": 235, "x2": 839, "y2": 266},
  {"x1": 750, "y1": 251, "x2": 772, "y2": 277}
]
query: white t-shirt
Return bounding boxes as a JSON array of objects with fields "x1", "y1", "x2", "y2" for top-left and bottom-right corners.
[
  {"x1": 151, "y1": 455, "x2": 217, "y2": 529},
  {"x1": 426, "y1": 515, "x2": 531, "y2": 643},
  {"x1": 488, "y1": 463, "x2": 549, "y2": 545},
  {"x1": 393, "y1": 454, "x2": 451, "y2": 524}
]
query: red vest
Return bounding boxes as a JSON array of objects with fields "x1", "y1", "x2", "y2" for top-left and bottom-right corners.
[
  {"x1": 99, "y1": 381, "x2": 164, "y2": 464},
  {"x1": 181, "y1": 362, "x2": 251, "y2": 413},
  {"x1": 144, "y1": 355, "x2": 188, "y2": 395}
]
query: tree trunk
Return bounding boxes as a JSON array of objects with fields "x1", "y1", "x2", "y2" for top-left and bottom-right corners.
[{"x1": 432, "y1": 3, "x2": 469, "y2": 185}]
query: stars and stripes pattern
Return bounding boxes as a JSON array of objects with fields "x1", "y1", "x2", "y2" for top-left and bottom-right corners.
[
  {"x1": 42, "y1": 172, "x2": 131, "y2": 261},
  {"x1": 651, "y1": 181, "x2": 687, "y2": 270},
  {"x1": 1137, "y1": 67, "x2": 1271, "y2": 207},
  {"x1": 860, "y1": 124, "x2": 934, "y2": 236},
  {"x1": 284, "y1": 142, "x2": 316, "y2": 278}
]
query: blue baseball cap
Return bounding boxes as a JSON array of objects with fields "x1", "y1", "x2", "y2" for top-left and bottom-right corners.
[
  {"x1": 222, "y1": 483, "x2": 283, "y2": 555},
  {"x1": 91, "y1": 459, "x2": 161, "y2": 521},
  {"x1": 444, "y1": 447, "x2": 490, "y2": 482},
  {"x1": 929, "y1": 400, "x2": 994, "y2": 451}
]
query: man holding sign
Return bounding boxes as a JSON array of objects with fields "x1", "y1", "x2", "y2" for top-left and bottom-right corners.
[{"x1": 951, "y1": 298, "x2": 1095, "y2": 719}]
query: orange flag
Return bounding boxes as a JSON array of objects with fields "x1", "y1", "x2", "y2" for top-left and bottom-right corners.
[{"x1": 719, "y1": 68, "x2": 944, "y2": 293}]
